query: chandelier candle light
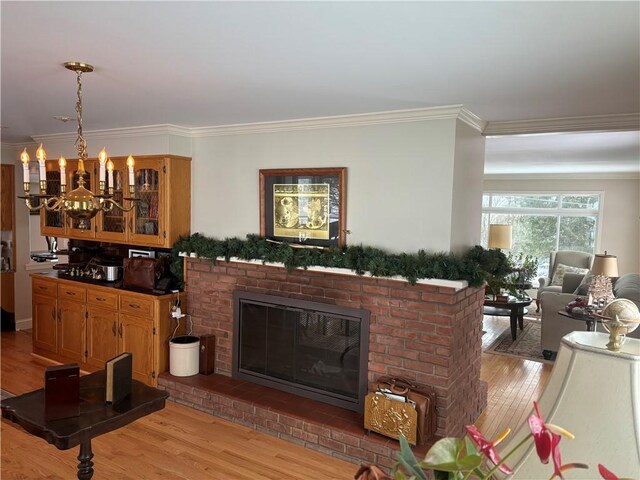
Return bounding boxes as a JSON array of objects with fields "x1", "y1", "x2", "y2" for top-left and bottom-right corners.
[{"x1": 18, "y1": 62, "x2": 138, "y2": 230}]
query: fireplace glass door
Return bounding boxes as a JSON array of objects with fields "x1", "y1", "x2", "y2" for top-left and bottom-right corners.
[{"x1": 234, "y1": 292, "x2": 369, "y2": 412}]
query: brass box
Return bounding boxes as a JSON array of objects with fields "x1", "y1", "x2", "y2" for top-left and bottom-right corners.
[{"x1": 364, "y1": 392, "x2": 417, "y2": 445}]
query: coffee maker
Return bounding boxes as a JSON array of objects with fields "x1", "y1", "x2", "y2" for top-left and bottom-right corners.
[{"x1": 45, "y1": 236, "x2": 58, "y2": 253}]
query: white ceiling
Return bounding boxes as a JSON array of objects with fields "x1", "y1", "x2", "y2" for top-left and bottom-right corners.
[{"x1": 1, "y1": 2, "x2": 639, "y2": 174}]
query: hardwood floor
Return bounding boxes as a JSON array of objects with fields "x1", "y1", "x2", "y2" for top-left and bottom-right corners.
[{"x1": 1, "y1": 316, "x2": 552, "y2": 479}]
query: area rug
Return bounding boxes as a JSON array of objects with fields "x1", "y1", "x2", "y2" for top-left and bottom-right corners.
[{"x1": 484, "y1": 320, "x2": 553, "y2": 364}]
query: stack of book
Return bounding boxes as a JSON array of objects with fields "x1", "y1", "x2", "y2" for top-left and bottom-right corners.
[
  {"x1": 105, "y1": 352, "x2": 133, "y2": 404},
  {"x1": 44, "y1": 364, "x2": 80, "y2": 421}
]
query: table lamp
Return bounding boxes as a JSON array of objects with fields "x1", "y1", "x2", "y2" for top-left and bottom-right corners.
[
  {"x1": 487, "y1": 224, "x2": 512, "y2": 251},
  {"x1": 589, "y1": 251, "x2": 618, "y2": 308}
]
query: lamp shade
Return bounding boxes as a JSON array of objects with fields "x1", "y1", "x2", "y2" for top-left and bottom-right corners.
[
  {"x1": 497, "y1": 332, "x2": 640, "y2": 479},
  {"x1": 487, "y1": 224, "x2": 512, "y2": 249},
  {"x1": 592, "y1": 252, "x2": 619, "y2": 277}
]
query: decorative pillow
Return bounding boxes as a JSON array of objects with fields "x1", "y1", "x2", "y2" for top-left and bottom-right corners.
[
  {"x1": 573, "y1": 273, "x2": 594, "y2": 296},
  {"x1": 613, "y1": 273, "x2": 640, "y2": 306},
  {"x1": 550, "y1": 263, "x2": 589, "y2": 286}
]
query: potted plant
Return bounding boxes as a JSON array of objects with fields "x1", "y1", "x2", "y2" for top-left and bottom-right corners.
[{"x1": 506, "y1": 253, "x2": 539, "y2": 298}]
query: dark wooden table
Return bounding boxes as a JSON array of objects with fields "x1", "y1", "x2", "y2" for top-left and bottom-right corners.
[
  {"x1": 558, "y1": 310, "x2": 598, "y2": 331},
  {"x1": 1, "y1": 370, "x2": 168, "y2": 479},
  {"x1": 483, "y1": 296, "x2": 533, "y2": 340}
]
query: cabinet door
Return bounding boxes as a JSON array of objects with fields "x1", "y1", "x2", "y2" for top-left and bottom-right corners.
[
  {"x1": 40, "y1": 161, "x2": 67, "y2": 236},
  {"x1": 58, "y1": 299, "x2": 86, "y2": 362},
  {"x1": 33, "y1": 294, "x2": 58, "y2": 354},
  {"x1": 95, "y1": 158, "x2": 129, "y2": 242},
  {"x1": 128, "y1": 158, "x2": 165, "y2": 247},
  {"x1": 86, "y1": 306, "x2": 119, "y2": 368},
  {"x1": 66, "y1": 159, "x2": 96, "y2": 238},
  {"x1": 1, "y1": 165, "x2": 14, "y2": 231},
  {"x1": 119, "y1": 313, "x2": 154, "y2": 385}
]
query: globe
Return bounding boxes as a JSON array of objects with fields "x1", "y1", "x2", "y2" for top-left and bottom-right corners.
[{"x1": 601, "y1": 298, "x2": 640, "y2": 335}]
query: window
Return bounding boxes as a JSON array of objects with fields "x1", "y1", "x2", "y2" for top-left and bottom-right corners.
[{"x1": 481, "y1": 193, "x2": 601, "y2": 279}]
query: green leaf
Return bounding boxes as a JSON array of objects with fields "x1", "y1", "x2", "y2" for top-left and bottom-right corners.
[
  {"x1": 422, "y1": 438, "x2": 463, "y2": 470},
  {"x1": 421, "y1": 438, "x2": 482, "y2": 473},
  {"x1": 396, "y1": 435, "x2": 428, "y2": 480},
  {"x1": 464, "y1": 436, "x2": 478, "y2": 456}
]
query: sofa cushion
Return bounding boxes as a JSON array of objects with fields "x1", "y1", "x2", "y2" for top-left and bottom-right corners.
[
  {"x1": 613, "y1": 273, "x2": 640, "y2": 308},
  {"x1": 573, "y1": 273, "x2": 595, "y2": 296},
  {"x1": 551, "y1": 263, "x2": 589, "y2": 286}
]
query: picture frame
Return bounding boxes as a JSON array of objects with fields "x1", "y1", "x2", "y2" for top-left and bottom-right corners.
[{"x1": 259, "y1": 167, "x2": 347, "y2": 247}]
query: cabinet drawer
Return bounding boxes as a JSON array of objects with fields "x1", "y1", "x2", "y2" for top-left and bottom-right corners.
[
  {"x1": 119, "y1": 295, "x2": 154, "y2": 318},
  {"x1": 58, "y1": 284, "x2": 86, "y2": 302},
  {"x1": 32, "y1": 277, "x2": 57, "y2": 297},
  {"x1": 87, "y1": 289, "x2": 118, "y2": 309}
]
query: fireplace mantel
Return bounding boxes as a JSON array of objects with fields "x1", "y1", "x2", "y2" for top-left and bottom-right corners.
[{"x1": 178, "y1": 253, "x2": 469, "y2": 290}]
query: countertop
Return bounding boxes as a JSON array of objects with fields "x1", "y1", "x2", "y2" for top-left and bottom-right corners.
[{"x1": 32, "y1": 270, "x2": 179, "y2": 298}]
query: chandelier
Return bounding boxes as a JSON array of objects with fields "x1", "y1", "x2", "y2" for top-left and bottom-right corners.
[{"x1": 18, "y1": 61, "x2": 138, "y2": 230}]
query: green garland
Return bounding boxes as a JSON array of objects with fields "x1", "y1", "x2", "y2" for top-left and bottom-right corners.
[{"x1": 170, "y1": 233, "x2": 512, "y2": 289}]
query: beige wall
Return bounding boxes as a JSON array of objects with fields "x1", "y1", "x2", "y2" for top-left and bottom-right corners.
[
  {"x1": 450, "y1": 120, "x2": 485, "y2": 253},
  {"x1": 483, "y1": 176, "x2": 640, "y2": 275},
  {"x1": 191, "y1": 118, "x2": 477, "y2": 253}
]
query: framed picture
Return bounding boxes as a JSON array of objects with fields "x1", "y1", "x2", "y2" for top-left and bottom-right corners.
[{"x1": 259, "y1": 167, "x2": 347, "y2": 247}]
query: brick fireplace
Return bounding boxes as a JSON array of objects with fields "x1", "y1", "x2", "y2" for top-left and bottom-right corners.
[{"x1": 159, "y1": 257, "x2": 487, "y2": 466}]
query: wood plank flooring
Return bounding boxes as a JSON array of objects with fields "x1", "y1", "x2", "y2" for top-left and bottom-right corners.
[{"x1": 1, "y1": 315, "x2": 552, "y2": 479}]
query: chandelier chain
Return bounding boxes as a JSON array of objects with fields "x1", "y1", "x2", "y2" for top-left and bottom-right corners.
[
  {"x1": 75, "y1": 70, "x2": 88, "y2": 161},
  {"x1": 18, "y1": 61, "x2": 139, "y2": 230}
]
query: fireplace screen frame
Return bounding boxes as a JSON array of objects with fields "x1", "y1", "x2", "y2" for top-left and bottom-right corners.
[{"x1": 232, "y1": 291, "x2": 370, "y2": 413}]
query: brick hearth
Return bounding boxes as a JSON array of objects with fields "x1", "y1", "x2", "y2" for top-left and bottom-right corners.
[
  {"x1": 158, "y1": 371, "x2": 430, "y2": 468},
  {"x1": 160, "y1": 257, "x2": 487, "y2": 465}
]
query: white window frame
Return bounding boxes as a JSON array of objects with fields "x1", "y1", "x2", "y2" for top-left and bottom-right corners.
[{"x1": 482, "y1": 191, "x2": 604, "y2": 254}]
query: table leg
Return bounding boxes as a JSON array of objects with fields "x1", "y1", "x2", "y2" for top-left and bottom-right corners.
[
  {"x1": 510, "y1": 310, "x2": 518, "y2": 340},
  {"x1": 77, "y1": 439, "x2": 94, "y2": 480},
  {"x1": 518, "y1": 307, "x2": 524, "y2": 330},
  {"x1": 586, "y1": 319, "x2": 595, "y2": 332}
]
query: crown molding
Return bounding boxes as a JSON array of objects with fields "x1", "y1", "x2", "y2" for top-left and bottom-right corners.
[
  {"x1": 31, "y1": 124, "x2": 192, "y2": 144},
  {"x1": 1, "y1": 141, "x2": 38, "y2": 149},
  {"x1": 484, "y1": 172, "x2": 640, "y2": 181},
  {"x1": 484, "y1": 113, "x2": 640, "y2": 136},
  {"x1": 14, "y1": 111, "x2": 640, "y2": 144},
  {"x1": 189, "y1": 105, "x2": 485, "y2": 137},
  {"x1": 26, "y1": 107, "x2": 484, "y2": 142}
]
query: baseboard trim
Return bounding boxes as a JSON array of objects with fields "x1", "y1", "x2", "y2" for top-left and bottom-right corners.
[{"x1": 15, "y1": 317, "x2": 32, "y2": 331}]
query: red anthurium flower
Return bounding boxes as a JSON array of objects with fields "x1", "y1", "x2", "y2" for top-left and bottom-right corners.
[
  {"x1": 528, "y1": 401, "x2": 575, "y2": 464},
  {"x1": 598, "y1": 464, "x2": 619, "y2": 480},
  {"x1": 465, "y1": 424, "x2": 513, "y2": 475},
  {"x1": 551, "y1": 432, "x2": 564, "y2": 478}
]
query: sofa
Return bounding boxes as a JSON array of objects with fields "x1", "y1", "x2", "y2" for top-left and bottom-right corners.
[
  {"x1": 540, "y1": 272, "x2": 640, "y2": 358},
  {"x1": 536, "y1": 250, "x2": 594, "y2": 312}
]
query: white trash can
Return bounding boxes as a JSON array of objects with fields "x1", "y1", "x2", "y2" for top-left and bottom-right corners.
[{"x1": 169, "y1": 335, "x2": 200, "y2": 376}]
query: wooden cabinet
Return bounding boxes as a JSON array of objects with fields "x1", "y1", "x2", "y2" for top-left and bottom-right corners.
[
  {"x1": 1, "y1": 164, "x2": 15, "y2": 232},
  {"x1": 119, "y1": 313, "x2": 155, "y2": 385},
  {"x1": 86, "y1": 306, "x2": 118, "y2": 368},
  {"x1": 41, "y1": 154, "x2": 190, "y2": 248},
  {"x1": 32, "y1": 278, "x2": 86, "y2": 360},
  {"x1": 31, "y1": 273, "x2": 185, "y2": 386},
  {"x1": 57, "y1": 284, "x2": 87, "y2": 362},
  {"x1": 32, "y1": 277, "x2": 59, "y2": 354}
]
